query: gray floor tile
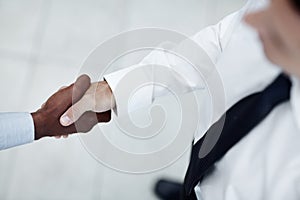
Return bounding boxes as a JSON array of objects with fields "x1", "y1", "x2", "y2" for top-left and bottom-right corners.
[
  {"x1": 125, "y1": 0, "x2": 246, "y2": 35},
  {"x1": 37, "y1": 0, "x2": 126, "y2": 68},
  {"x1": 0, "y1": 58, "x2": 31, "y2": 112},
  {"x1": 20, "y1": 62, "x2": 79, "y2": 112},
  {"x1": 3, "y1": 136, "x2": 105, "y2": 200},
  {"x1": 0, "y1": 0, "x2": 44, "y2": 57}
]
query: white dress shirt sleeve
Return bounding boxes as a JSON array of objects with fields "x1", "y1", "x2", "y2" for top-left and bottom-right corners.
[
  {"x1": 104, "y1": 10, "x2": 242, "y2": 117},
  {"x1": 0, "y1": 112, "x2": 35, "y2": 150}
]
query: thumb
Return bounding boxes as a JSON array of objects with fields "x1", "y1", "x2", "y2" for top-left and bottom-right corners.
[{"x1": 60, "y1": 97, "x2": 91, "y2": 126}]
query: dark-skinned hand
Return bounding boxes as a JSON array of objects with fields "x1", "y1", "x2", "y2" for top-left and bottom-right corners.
[{"x1": 31, "y1": 75, "x2": 111, "y2": 140}]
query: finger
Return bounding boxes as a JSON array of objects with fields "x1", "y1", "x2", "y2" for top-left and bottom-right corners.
[
  {"x1": 58, "y1": 75, "x2": 91, "y2": 127},
  {"x1": 58, "y1": 74, "x2": 91, "y2": 109},
  {"x1": 59, "y1": 111, "x2": 111, "y2": 134},
  {"x1": 58, "y1": 86, "x2": 67, "y2": 91},
  {"x1": 72, "y1": 74, "x2": 91, "y2": 103},
  {"x1": 60, "y1": 97, "x2": 91, "y2": 126},
  {"x1": 96, "y1": 110, "x2": 112, "y2": 123},
  {"x1": 63, "y1": 135, "x2": 69, "y2": 138}
]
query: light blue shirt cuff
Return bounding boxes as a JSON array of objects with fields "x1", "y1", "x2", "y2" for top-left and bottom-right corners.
[{"x1": 0, "y1": 112, "x2": 35, "y2": 150}]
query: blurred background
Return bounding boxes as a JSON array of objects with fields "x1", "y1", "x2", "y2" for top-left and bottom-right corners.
[{"x1": 0, "y1": 0, "x2": 245, "y2": 199}]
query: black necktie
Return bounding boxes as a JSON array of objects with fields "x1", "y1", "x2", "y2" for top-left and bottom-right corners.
[{"x1": 183, "y1": 73, "x2": 292, "y2": 199}]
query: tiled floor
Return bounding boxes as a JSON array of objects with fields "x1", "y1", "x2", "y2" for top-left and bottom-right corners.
[{"x1": 0, "y1": 0, "x2": 244, "y2": 199}]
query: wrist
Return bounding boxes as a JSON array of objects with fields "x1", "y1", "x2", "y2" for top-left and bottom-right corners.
[
  {"x1": 103, "y1": 80, "x2": 116, "y2": 109},
  {"x1": 31, "y1": 111, "x2": 46, "y2": 140}
]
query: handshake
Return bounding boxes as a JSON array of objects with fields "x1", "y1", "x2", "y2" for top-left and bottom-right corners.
[{"x1": 32, "y1": 75, "x2": 115, "y2": 140}]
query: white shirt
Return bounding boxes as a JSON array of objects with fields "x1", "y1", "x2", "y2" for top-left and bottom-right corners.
[
  {"x1": 104, "y1": 0, "x2": 300, "y2": 199},
  {"x1": 0, "y1": 112, "x2": 34, "y2": 150},
  {"x1": 104, "y1": 0, "x2": 280, "y2": 142},
  {"x1": 195, "y1": 3, "x2": 300, "y2": 200}
]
